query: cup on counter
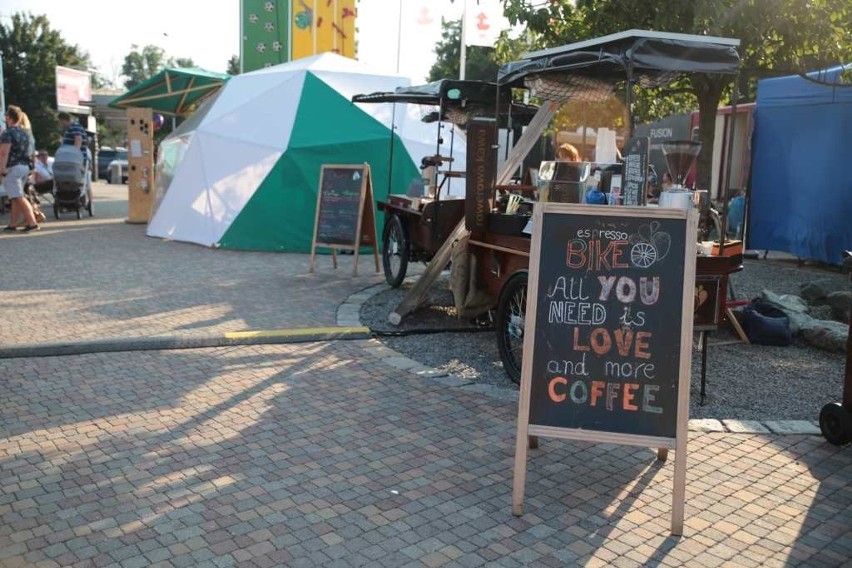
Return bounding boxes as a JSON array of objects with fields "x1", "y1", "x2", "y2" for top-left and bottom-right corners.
[{"x1": 697, "y1": 241, "x2": 714, "y2": 255}]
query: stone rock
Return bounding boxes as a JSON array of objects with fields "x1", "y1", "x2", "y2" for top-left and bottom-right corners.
[
  {"x1": 800, "y1": 318, "x2": 849, "y2": 353},
  {"x1": 807, "y1": 304, "x2": 835, "y2": 322},
  {"x1": 800, "y1": 280, "x2": 833, "y2": 305},
  {"x1": 826, "y1": 291, "x2": 851, "y2": 323}
]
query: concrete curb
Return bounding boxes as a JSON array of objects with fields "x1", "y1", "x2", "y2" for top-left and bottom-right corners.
[
  {"x1": 338, "y1": 283, "x2": 826, "y2": 436},
  {"x1": 0, "y1": 326, "x2": 372, "y2": 359}
]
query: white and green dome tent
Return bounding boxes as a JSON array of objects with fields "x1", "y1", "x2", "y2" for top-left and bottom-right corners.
[{"x1": 148, "y1": 53, "x2": 466, "y2": 252}]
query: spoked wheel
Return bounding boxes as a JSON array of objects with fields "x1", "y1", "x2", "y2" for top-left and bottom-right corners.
[
  {"x1": 382, "y1": 214, "x2": 409, "y2": 288},
  {"x1": 496, "y1": 272, "x2": 528, "y2": 385},
  {"x1": 819, "y1": 402, "x2": 852, "y2": 446}
]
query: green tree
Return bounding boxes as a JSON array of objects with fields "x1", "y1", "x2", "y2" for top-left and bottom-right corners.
[
  {"x1": 427, "y1": 19, "x2": 500, "y2": 82},
  {"x1": 500, "y1": 0, "x2": 851, "y2": 190},
  {"x1": 121, "y1": 45, "x2": 197, "y2": 89},
  {"x1": 121, "y1": 44, "x2": 168, "y2": 89},
  {"x1": 0, "y1": 12, "x2": 95, "y2": 151},
  {"x1": 227, "y1": 55, "x2": 240, "y2": 76},
  {"x1": 172, "y1": 57, "x2": 196, "y2": 69}
]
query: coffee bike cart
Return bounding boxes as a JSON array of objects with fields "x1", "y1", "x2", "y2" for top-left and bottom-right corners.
[
  {"x1": 390, "y1": 30, "x2": 746, "y2": 391},
  {"x1": 352, "y1": 80, "x2": 537, "y2": 287}
]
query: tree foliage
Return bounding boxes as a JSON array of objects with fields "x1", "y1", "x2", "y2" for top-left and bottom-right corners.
[
  {"x1": 0, "y1": 12, "x2": 94, "y2": 151},
  {"x1": 121, "y1": 45, "x2": 196, "y2": 90},
  {"x1": 227, "y1": 55, "x2": 240, "y2": 76},
  {"x1": 427, "y1": 19, "x2": 500, "y2": 82},
  {"x1": 499, "y1": 0, "x2": 851, "y2": 189}
]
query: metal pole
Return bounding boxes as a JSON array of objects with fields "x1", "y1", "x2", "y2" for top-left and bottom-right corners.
[
  {"x1": 459, "y1": 0, "x2": 467, "y2": 80},
  {"x1": 719, "y1": 75, "x2": 740, "y2": 249},
  {"x1": 395, "y1": 0, "x2": 403, "y2": 74},
  {"x1": 0, "y1": 51, "x2": 6, "y2": 120}
]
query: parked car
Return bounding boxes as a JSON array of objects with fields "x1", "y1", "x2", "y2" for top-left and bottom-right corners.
[
  {"x1": 97, "y1": 147, "x2": 127, "y2": 180},
  {"x1": 107, "y1": 153, "x2": 129, "y2": 184}
]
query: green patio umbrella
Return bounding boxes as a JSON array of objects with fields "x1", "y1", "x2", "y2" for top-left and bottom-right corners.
[{"x1": 109, "y1": 67, "x2": 231, "y2": 117}]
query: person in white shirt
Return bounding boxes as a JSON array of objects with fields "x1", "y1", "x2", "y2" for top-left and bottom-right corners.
[{"x1": 33, "y1": 149, "x2": 53, "y2": 194}]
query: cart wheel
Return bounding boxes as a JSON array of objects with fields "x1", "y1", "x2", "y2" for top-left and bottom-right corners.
[
  {"x1": 819, "y1": 402, "x2": 852, "y2": 446},
  {"x1": 53, "y1": 203, "x2": 60, "y2": 220},
  {"x1": 382, "y1": 214, "x2": 409, "y2": 288},
  {"x1": 497, "y1": 272, "x2": 528, "y2": 385}
]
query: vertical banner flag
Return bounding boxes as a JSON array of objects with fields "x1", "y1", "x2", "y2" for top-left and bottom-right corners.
[
  {"x1": 464, "y1": 0, "x2": 508, "y2": 47},
  {"x1": 291, "y1": 0, "x2": 357, "y2": 60},
  {"x1": 241, "y1": 0, "x2": 291, "y2": 72}
]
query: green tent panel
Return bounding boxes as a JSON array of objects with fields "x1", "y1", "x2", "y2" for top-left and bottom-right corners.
[{"x1": 218, "y1": 73, "x2": 419, "y2": 252}]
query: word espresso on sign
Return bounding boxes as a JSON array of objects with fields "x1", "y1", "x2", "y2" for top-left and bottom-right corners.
[{"x1": 528, "y1": 214, "x2": 687, "y2": 438}]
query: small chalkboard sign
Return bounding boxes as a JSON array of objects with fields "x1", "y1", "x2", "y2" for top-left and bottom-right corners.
[
  {"x1": 309, "y1": 164, "x2": 379, "y2": 276},
  {"x1": 623, "y1": 137, "x2": 650, "y2": 206},
  {"x1": 512, "y1": 203, "x2": 698, "y2": 536}
]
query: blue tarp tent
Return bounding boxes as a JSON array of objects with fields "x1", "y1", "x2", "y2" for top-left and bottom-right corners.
[{"x1": 750, "y1": 65, "x2": 852, "y2": 264}]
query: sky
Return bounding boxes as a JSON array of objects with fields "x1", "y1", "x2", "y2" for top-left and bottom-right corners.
[{"x1": 0, "y1": 0, "x2": 497, "y2": 89}]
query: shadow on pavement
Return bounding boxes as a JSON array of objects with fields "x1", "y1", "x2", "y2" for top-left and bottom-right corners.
[{"x1": 2, "y1": 341, "x2": 848, "y2": 566}]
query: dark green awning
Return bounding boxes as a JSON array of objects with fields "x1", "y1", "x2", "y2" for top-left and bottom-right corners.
[{"x1": 109, "y1": 67, "x2": 230, "y2": 116}]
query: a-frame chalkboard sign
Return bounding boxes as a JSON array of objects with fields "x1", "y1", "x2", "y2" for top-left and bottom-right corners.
[
  {"x1": 309, "y1": 164, "x2": 379, "y2": 276},
  {"x1": 512, "y1": 203, "x2": 698, "y2": 536}
]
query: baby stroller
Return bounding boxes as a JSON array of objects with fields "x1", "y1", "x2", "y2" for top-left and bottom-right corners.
[{"x1": 52, "y1": 145, "x2": 93, "y2": 219}]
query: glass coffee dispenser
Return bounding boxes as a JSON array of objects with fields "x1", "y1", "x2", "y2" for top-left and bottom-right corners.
[{"x1": 660, "y1": 140, "x2": 713, "y2": 241}]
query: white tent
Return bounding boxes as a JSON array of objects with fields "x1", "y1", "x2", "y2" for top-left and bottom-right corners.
[{"x1": 148, "y1": 53, "x2": 466, "y2": 252}]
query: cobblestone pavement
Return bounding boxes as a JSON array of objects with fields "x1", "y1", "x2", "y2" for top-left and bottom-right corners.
[
  {"x1": 1, "y1": 342, "x2": 850, "y2": 567},
  {"x1": 1, "y1": 186, "x2": 851, "y2": 567},
  {"x1": 0, "y1": 183, "x2": 383, "y2": 346}
]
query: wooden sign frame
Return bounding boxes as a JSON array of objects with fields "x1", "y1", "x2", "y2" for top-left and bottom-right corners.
[
  {"x1": 512, "y1": 203, "x2": 698, "y2": 536},
  {"x1": 309, "y1": 163, "x2": 379, "y2": 276}
]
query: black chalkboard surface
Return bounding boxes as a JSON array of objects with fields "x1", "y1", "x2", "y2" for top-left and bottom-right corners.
[
  {"x1": 623, "y1": 137, "x2": 650, "y2": 206},
  {"x1": 526, "y1": 208, "x2": 689, "y2": 438},
  {"x1": 315, "y1": 165, "x2": 368, "y2": 246}
]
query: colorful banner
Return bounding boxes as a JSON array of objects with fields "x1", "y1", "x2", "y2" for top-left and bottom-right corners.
[
  {"x1": 241, "y1": 0, "x2": 291, "y2": 72},
  {"x1": 290, "y1": 0, "x2": 357, "y2": 60}
]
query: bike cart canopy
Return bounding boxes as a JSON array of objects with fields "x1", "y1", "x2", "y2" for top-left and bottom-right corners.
[
  {"x1": 352, "y1": 79, "x2": 539, "y2": 126},
  {"x1": 497, "y1": 29, "x2": 740, "y2": 103}
]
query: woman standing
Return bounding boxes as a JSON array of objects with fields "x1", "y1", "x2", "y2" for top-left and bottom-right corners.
[{"x1": 0, "y1": 105, "x2": 40, "y2": 232}]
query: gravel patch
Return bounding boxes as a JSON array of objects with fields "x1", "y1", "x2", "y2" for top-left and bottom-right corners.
[{"x1": 360, "y1": 256, "x2": 849, "y2": 421}]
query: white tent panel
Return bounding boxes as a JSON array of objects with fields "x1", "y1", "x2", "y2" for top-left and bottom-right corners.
[
  {"x1": 199, "y1": 73, "x2": 305, "y2": 150},
  {"x1": 201, "y1": 72, "x2": 298, "y2": 124},
  {"x1": 313, "y1": 70, "x2": 406, "y2": 105},
  {"x1": 147, "y1": 139, "x2": 218, "y2": 245},
  {"x1": 147, "y1": 132, "x2": 282, "y2": 245}
]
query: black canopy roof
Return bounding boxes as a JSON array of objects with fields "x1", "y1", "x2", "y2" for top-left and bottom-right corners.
[
  {"x1": 497, "y1": 29, "x2": 741, "y2": 102},
  {"x1": 352, "y1": 79, "x2": 539, "y2": 126}
]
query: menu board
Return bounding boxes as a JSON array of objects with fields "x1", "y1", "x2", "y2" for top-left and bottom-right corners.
[
  {"x1": 315, "y1": 165, "x2": 369, "y2": 246},
  {"x1": 622, "y1": 137, "x2": 650, "y2": 206},
  {"x1": 513, "y1": 204, "x2": 698, "y2": 534},
  {"x1": 526, "y1": 208, "x2": 690, "y2": 437},
  {"x1": 310, "y1": 164, "x2": 379, "y2": 276}
]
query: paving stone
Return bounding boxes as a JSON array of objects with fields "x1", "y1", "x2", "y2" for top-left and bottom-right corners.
[
  {"x1": 721, "y1": 420, "x2": 771, "y2": 434},
  {"x1": 764, "y1": 421, "x2": 822, "y2": 435},
  {"x1": 689, "y1": 419, "x2": 726, "y2": 432}
]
